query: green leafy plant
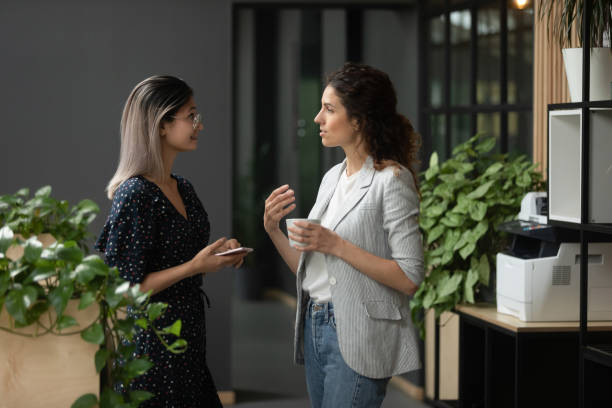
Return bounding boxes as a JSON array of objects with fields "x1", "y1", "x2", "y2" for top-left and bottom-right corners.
[
  {"x1": 410, "y1": 135, "x2": 545, "y2": 337},
  {"x1": 0, "y1": 186, "x2": 186, "y2": 408},
  {"x1": 538, "y1": 0, "x2": 612, "y2": 48}
]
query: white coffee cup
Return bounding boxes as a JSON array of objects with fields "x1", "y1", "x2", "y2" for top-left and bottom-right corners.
[{"x1": 286, "y1": 218, "x2": 321, "y2": 247}]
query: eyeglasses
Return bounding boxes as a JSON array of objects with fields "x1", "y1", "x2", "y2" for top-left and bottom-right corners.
[{"x1": 172, "y1": 112, "x2": 202, "y2": 130}]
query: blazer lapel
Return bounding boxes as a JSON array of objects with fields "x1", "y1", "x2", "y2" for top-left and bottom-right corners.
[{"x1": 328, "y1": 156, "x2": 375, "y2": 232}]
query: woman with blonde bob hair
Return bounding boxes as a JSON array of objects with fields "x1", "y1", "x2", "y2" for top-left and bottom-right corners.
[{"x1": 96, "y1": 75, "x2": 247, "y2": 407}]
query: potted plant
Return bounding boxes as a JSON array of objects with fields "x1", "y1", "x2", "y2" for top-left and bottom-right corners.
[
  {"x1": 411, "y1": 134, "x2": 545, "y2": 332},
  {"x1": 0, "y1": 186, "x2": 186, "y2": 408},
  {"x1": 538, "y1": 0, "x2": 612, "y2": 102},
  {"x1": 411, "y1": 135, "x2": 545, "y2": 399}
]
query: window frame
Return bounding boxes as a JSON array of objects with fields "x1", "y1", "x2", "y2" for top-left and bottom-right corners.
[{"x1": 418, "y1": 0, "x2": 533, "y2": 160}]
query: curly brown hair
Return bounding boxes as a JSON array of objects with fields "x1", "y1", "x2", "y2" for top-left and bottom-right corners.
[{"x1": 326, "y1": 62, "x2": 421, "y2": 189}]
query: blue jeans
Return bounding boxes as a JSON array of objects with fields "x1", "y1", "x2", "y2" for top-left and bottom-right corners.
[{"x1": 304, "y1": 300, "x2": 390, "y2": 408}]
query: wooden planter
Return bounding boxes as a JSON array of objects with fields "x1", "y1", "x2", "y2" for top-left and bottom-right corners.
[
  {"x1": 0, "y1": 300, "x2": 99, "y2": 408},
  {"x1": 1, "y1": 235, "x2": 99, "y2": 407}
]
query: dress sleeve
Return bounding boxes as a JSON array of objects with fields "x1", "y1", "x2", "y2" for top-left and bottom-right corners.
[
  {"x1": 95, "y1": 179, "x2": 156, "y2": 284},
  {"x1": 382, "y1": 168, "x2": 425, "y2": 286}
]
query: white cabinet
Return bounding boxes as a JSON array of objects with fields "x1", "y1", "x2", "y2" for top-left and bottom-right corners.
[{"x1": 548, "y1": 108, "x2": 612, "y2": 223}]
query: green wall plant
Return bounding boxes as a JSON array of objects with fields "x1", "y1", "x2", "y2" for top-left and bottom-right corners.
[
  {"x1": 0, "y1": 187, "x2": 186, "y2": 408},
  {"x1": 410, "y1": 135, "x2": 545, "y2": 337}
]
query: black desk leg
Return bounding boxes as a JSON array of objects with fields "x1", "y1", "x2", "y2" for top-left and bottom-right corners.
[
  {"x1": 514, "y1": 335, "x2": 524, "y2": 408},
  {"x1": 485, "y1": 326, "x2": 492, "y2": 408}
]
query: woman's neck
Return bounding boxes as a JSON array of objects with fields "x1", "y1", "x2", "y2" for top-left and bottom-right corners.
[
  {"x1": 343, "y1": 143, "x2": 368, "y2": 177},
  {"x1": 149, "y1": 147, "x2": 177, "y2": 187}
]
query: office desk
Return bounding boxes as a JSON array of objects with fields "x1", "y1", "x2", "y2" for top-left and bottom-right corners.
[{"x1": 452, "y1": 304, "x2": 612, "y2": 408}]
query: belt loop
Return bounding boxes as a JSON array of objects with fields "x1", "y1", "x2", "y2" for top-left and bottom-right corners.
[{"x1": 323, "y1": 302, "x2": 329, "y2": 324}]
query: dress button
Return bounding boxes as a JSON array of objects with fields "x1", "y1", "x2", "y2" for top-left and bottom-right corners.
[{"x1": 329, "y1": 277, "x2": 337, "y2": 285}]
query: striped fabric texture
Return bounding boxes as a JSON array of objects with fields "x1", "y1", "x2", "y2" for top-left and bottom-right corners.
[{"x1": 293, "y1": 156, "x2": 425, "y2": 379}]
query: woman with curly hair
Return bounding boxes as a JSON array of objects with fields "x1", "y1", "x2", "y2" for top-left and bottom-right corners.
[{"x1": 263, "y1": 62, "x2": 424, "y2": 407}]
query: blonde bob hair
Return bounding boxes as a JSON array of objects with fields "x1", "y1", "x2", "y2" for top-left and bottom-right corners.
[{"x1": 106, "y1": 75, "x2": 193, "y2": 199}]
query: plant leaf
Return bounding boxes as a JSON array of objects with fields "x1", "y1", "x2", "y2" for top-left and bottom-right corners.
[
  {"x1": 0, "y1": 271, "x2": 9, "y2": 297},
  {"x1": 78, "y1": 291, "x2": 96, "y2": 310},
  {"x1": 71, "y1": 393, "x2": 98, "y2": 408},
  {"x1": 429, "y1": 151, "x2": 439, "y2": 168},
  {"x1": 56, "y1": 243, "x2": 83, "y2": 264},
  {"x1": 81, "y1": 323, "x2": 104, "y2": 345},
  {"x1": 168, "y1": 338, "x2": 188, "y2": 353},
  {"x1": 440, "y1": 213, "x2": 464, "y2": 227},
  {"x1": 115, "y1": 281, "x2": 130, "y2": 295},
  {"x1": 516, "y1": 171, "x2": 532, "y2": 187},
  {"x1": 23, "y1": 237, "x2": 43, "y2": 263},
  {"x1": 440, "y1": 250, "x2": 453, "y2": 265},
  {"x1": 468, "y1": 201, "x2": 488, "y2": 221},
  {"x1": 57, "y1": 314, "x2": 78, "y2": 330},
  {"x1": 464, "y1": 269, "x2": 479, "y2": 303},
  {"x1": 471, "y1": 220, "x2": 489, "y2": 242},
  {"x1": 0, "y1": 226, "x2": 14, "y2": 254},
  {"x1": 125, "y1": 358, "x2": 153, "y2": 378},
  {"x1": 420, "y1": 217, "x2": 437, "y2": 231},
  {"x1": 164, "y1": 320, "x2": 182, "y2": 337},
  {"x1": 15, "y1": 188, "x2": 29, "y2": 198},
  {"x1": 484, "y1": 162, "x2": 504, "y2": 176},
  {"x1": 49, "y1": 284, "x2": 73, "y2": 316},
  {"x1": 475, "y1": 137, "x2": 496, "y2": 153},
  {"x1": 437, "y1": 273, "x2": 463, "y2": 298},
  {"x1": 425, "y1": 201, "x2": 448, "y2": 218},
  {"x1": 466, "y1": 180, "x2": 495, "y2": 200},
  {"x1": 95, "y1": 349, "x2": 111, "y2": 373},
  {"x1": 99, "y1": 389, "x2": 124, "y2": 408},
  {"x1": 104, "y1": 285, "x2": 123, "y2": 309},
  {"x1": 28, "y1": 265, "x2": 56, "y2": 283},
  {"x1": 10, "y1": 265, "x2": 28, "y2": 279},
  {"x1": 426, "y1": 224, "x2": 446, "y2": 245},
  {"x1": 74, "y1": 264, "x2": 97, "y2": 284},
  {"x1": 22, "y1": 285, "x2": 38, "y2": 308},
  {"x1": 34, "y1": 186, "x2": 52, "y2": 198},
  {"x1": 5, "y1": 290, "x2": 27, "y2": 324},
  {"x1": 129, "y1": 391, "x2": 154, "y2": 404},
  {"x1": 422, "y1": 288, "x2": 436, "y2": 309},
  {"x1": 459, "y1": 242, "x2": 476, "y2": 260},
  {"x1": 442, "y1": 229, "x2": 461, "y2": 252},
  {"x1": 147, "y1": 302, "x2": 166, "y2": 321},
  {"x1": 81, "y1": 255, "x2": 109, "y2": 276},
  {"x1": 135, "y1": 318, "x2": 148, "y2": 329}
]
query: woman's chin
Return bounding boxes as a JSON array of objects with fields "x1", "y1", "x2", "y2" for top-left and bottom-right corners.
[{"x1": 321, "y1": 138, "x2": 336, "y2": 148}]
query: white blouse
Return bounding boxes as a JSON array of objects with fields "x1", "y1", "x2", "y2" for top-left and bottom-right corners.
[{"x1": 303, "y1": 166, "x2": 362, "y2": 302}]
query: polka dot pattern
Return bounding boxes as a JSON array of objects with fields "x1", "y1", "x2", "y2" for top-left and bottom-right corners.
[{"x1": 95, "y1": 174, "x2": 222, "y2": 407}]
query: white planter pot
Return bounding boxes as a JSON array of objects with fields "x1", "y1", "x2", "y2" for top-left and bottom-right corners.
[{"x1": 562, "y1": 48, "x2": 612, "y2": 102}]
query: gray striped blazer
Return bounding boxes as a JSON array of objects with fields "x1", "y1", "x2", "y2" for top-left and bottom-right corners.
[{"x1": 293, "y1": 156, "x2": 424, "y2": 379}]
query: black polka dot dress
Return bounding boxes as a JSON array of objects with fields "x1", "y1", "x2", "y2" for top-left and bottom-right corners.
[{"x1": 95, "y1": 174, "x2": 222, "y2": 408}]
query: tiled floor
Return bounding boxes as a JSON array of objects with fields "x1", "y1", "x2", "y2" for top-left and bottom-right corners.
[{"x1": 231, "y1": 298, "x2": 429, "y2": 408}]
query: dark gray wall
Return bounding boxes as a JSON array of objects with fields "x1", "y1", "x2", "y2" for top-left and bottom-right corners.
[{"x1": 0, "y1": 0, "x2": 234, "y2": 390}]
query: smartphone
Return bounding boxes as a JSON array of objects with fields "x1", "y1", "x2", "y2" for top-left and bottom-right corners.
[{"x1": 214, "y1": 247, "x2": 254, "y2": 256}]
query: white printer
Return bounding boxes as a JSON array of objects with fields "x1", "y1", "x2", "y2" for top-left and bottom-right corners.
[{"x1": 496, "y1": 193, "x2": 612, "y2": 322}]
